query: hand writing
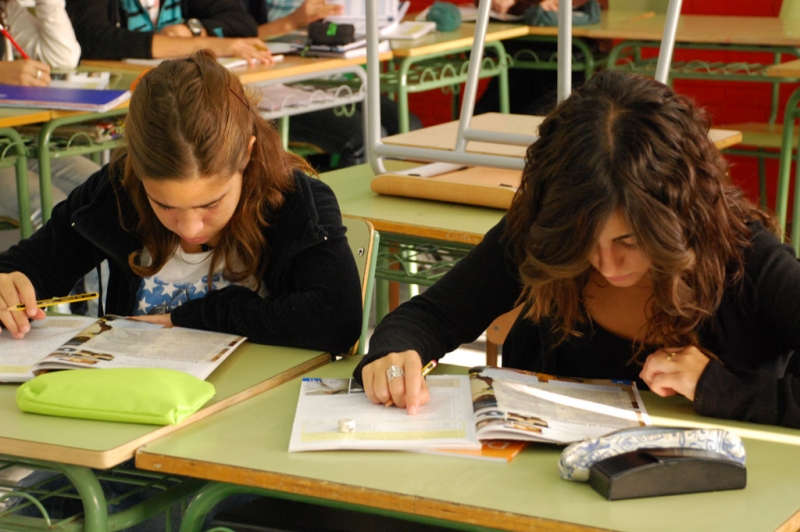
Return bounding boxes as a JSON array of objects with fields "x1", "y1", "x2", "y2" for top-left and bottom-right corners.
[
  {"x1": 0, "y1": 272, "x2": 46, "y2": 338},
  {"x1": 128, "y1": 313, "x2": 173, "y2": 327}
]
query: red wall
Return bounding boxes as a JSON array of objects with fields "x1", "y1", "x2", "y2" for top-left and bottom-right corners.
[{"x1": 403, "y1": 0, "x2": 797, "y2": 207}]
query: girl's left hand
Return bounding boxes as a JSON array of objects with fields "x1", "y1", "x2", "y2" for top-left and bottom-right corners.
[
  {"x1": 640, "y1": 346, "x2": 710, "y2": 401},
  {"x1": 128, "y1": 313, "x2": 173, "y2": 327}
]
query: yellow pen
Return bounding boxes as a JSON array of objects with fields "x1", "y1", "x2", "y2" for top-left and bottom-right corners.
[
  {"x1": 384, "y1": 360, "x2": 438, "y2": 408},
  {"x1": 10, "y1": 292, "x2": 99, "y2": 312}
]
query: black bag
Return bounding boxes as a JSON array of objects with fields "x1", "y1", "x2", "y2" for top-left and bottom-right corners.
[
  {"x1": 307, "y1": 20, "x2": 356, "y2": 46},
  {"x1": 524, "y1": 0, "x2": 601, "y2": 27}
]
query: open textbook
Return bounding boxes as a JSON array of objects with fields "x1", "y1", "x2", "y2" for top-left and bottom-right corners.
[
  {"x1": 0, "y1": 315, "x2": 246, "y2": 383},
  {"x1": 289, "y1": 367, "x2": 648, "y2": 452}
]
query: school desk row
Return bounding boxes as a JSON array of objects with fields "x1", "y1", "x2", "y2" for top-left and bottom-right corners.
[{"x1": 2, "y1": 341, "x2": 799, "y2": 532}]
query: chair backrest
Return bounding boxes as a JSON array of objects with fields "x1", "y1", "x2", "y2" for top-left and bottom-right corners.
[{"x1": 342, "y1": 216, "x2": 379, "y2": 356}]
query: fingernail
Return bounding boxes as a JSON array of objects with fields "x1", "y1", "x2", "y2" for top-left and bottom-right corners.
[
  {"x1": 408, "y1": 405, "x2": 417, "y2": 415},
  {"x1": 21, "y1": 324, "x2": 30, "y2": 333}
]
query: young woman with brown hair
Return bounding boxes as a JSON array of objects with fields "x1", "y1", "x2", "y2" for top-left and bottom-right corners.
[
  {"x1": 357, "y1": 70, "x2": 800, "y2": 429},
  {"x1": 0, "y1": 50, "x2": 362, "y2": 356}
]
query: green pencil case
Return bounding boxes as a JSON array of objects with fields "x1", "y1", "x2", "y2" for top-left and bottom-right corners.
[{"x1": 16, "y1": 368, "x2": 216, "y2": 426}]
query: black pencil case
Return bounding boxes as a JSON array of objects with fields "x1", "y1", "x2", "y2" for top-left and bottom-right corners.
[{"x1": 308, "y1": 20, "x2": 356, "y2": 46}]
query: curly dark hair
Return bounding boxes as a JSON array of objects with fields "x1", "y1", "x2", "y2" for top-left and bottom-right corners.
[{"x1": 505, "y1": 70, "x2": 772, "y2": 356}]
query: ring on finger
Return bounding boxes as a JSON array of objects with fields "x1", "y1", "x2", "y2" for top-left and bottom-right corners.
[
  {"x1": 36, "y1": 69, "x2": 42, "y2": 80},
  {"x1": 666, "y1": 352, "x2": 676, "y2": 361},
  {"x1": 386, "y1": 365, "x2": 404, "y2": 382}
]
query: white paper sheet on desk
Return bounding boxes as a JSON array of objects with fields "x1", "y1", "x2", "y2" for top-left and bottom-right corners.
[{"x1": 289, "y1": 375, "x2": 481, "y2": 452}]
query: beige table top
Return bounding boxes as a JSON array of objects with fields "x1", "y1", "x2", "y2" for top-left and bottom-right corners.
[
  {"x1": 525, "y1": 9, "x2": 658, "y2": 37},
  {"x1": 0, "y1": 108, "x2": 54, "y2": 129},
  {"x1": 766, "y1": 58, "x2": 800, "y2": 78},
  {"x1": 389, "y1": 22, "x2": 529, "y2": 58},
  {"x1": 82, "y1": 53, "x2": 392, "y2": 86},
  {"x1": 0, "y1": 342, "x2": 329, "y2": 469},
  {"x1": 581, "y1": 13, "x2": 800, "y2": 47},
  {"x1": 137, "y1": 357, "x2": 800, "y2": 532},
  {"x1": 383, "y1": 112, "x2": 743, "y2": 156},
  {"x1": 320, "y1": 160, "x2": 505, "y2": 245}
]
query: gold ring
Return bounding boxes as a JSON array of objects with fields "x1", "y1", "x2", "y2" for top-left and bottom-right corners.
[{"x1": 666, "y1": 352, "x2": 676, "y2": 361}]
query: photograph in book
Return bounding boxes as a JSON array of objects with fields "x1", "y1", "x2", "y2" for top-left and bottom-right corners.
[
  {"x1": 289, "y1": 375, "x2": 482, "y2": 452},
  {"x1": 0, "y1": 315, "x2": 246, "y2": 383},
  {"x1": 469, "y1": 366, "x2": 649, "y2": 444}
]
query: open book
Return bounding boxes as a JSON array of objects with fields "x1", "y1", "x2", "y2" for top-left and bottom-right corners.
[
  {"x1": 289, "y1": 366, "x2": 649, "y2": 452},
  {"x1": 0, "y1": 315, "x2": 246, "y2": 383}
]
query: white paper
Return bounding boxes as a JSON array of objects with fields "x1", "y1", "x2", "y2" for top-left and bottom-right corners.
[{"x1": 289, "y1": 375, "x2": 481, "y2": 452}]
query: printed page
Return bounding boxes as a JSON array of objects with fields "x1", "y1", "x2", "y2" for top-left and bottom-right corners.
[
  {"x1": 0, "y1": 316, "x2": 97, "y2": 382},
  {"x1": 473, "y1": 367, "x2": 649, "y2": 444},
  {"x1": 289, "y1": 375, "x2": 481, "y2": 452},
  {"x1": 33, "y1": 315, "x2": 245, "y2": 380}
]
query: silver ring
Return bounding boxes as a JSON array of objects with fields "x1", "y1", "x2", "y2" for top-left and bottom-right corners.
[
  {"x1": 36, "y1": 69, "x2": 42, "y2": 80},
  {"x1": 386, "y1": 365, "x2": 404, "y2": 382}
]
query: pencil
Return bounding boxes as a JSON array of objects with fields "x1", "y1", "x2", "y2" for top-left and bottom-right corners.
[
  {"x1": 10, "y1": 292, "x2": 99, "y2": 311},
  {"x1": 384, "y1": 359, "x2": 437, "y2": 408},
  {"x1": 0, "y1": 23, "x2": 30, "y2": 59}
]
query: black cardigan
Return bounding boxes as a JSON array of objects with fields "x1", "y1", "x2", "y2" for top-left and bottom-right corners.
[
  {"x1": 357, "y1": 217, "x2": 800, "y2": 428},
  {"x1": 0, "y1": 161, "x2": 363, "y2": 355},
  {"x1": 66, "y1": 0, "x2": 258, "y2": 60}
]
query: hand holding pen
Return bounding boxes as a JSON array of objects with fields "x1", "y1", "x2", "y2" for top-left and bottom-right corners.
[
  {"x1": 0, "y1": 272, "x2": 47, "y2": 339},
  {"x1": 0, "y1": 23, "x2": 50, "y2": 86}
]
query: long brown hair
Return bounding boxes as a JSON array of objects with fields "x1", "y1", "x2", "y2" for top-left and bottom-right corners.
[
  {"x1": 118, "y1": 50, "x2": 312, "y2": 286},
  {"x1": 505, "y1": 71, "x2": 771, "y2": 354}
]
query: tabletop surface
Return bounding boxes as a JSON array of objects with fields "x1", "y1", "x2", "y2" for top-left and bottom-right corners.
[
  {"x1": 581, "y1": 13, "x2": 800, "y2": 46},
  {"x1": 137, "y1": 357, "x2": 800, "y2": 532},
  {"x1": 389, "y1": 22, "x2": 528, "y2": 58},
  {"x1": 320, "y1": 160, "x2": 505, "y2": 245},
  {"x1": 0, "y1": 342, "x2": 328, "y2": 469}
]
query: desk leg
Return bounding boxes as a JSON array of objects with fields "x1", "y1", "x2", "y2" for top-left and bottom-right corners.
[{"x1": 775, "y1": 87, "x2": 800, "y2": 254}]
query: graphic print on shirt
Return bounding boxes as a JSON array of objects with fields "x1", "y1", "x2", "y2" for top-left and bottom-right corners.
[{"x1": 135, "y1": 272, "x2": 233, "y2": 315}]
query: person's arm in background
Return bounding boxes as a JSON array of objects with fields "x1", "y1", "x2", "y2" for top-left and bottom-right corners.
[
  {"x1": 7, "y1": 0, "x2": 81, "y2": 67},
  {"x1": 487, "y1": 0, "x2": 592, "y2": 17},
  {"x1": 66, "y1": 0, "x2": 273, "y2": 61},
  {"x1": 256, "y1": 0, "x2": 342, "y2": 39}
]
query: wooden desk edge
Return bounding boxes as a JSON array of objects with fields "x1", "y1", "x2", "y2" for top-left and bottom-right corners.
[
  {"x1": 352, "y1": 216, "x2": 490, "y2": 246},
  {"x1": 133, "y1": 454, "x2": 606, "y2": 532},
  {"x1": 392, "y1": 25, "x2": 529, "y2": 58},
  {"x1": 0, "y1": 352, "x2": 330, "y2": 469}
]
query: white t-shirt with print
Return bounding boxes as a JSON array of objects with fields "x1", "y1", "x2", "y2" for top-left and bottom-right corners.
[{"x1": 134, "y1": 246, "x2": 267, "y2": 315}]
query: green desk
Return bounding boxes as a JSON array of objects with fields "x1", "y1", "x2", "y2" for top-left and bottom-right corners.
[
  {"x1": 320, "y1": 161, "x2": 504, "y2": 318},
  {"x1": 0, "y1": 343, "x2": 329, "y2": 531},
  {"x1": 136, "y1": 357, "x2": 800, "y2": 532}
]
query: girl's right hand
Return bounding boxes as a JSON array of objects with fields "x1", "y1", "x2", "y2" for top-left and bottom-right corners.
[
  {"x1": 0, "y1": 272, "x2": 45, "y2": 338},
  {"x1": 361, "y1": 350, "x2": 431, "y2": 414},
  {"x1": 0, "y1": 60, "x2": 51, "y2": 87}
]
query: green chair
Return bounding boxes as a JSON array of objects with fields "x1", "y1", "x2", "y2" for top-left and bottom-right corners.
[
  {"x1": 0, "y1": 128, "x2": 33, "y2": 239},
  {"x1": 342, "y1": 215, "x2": 380, "y2": 356}
]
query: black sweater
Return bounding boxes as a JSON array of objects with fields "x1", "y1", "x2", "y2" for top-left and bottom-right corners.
[
  {"x1": 66, "y1": 0, "x2": 258, "y2": 60},
  {"x1": 0, "y1": 161, "x2": 363, "y2": 355},
  {"x1": 357, "y1": 217, "x2": 800, "y2": 428}
]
